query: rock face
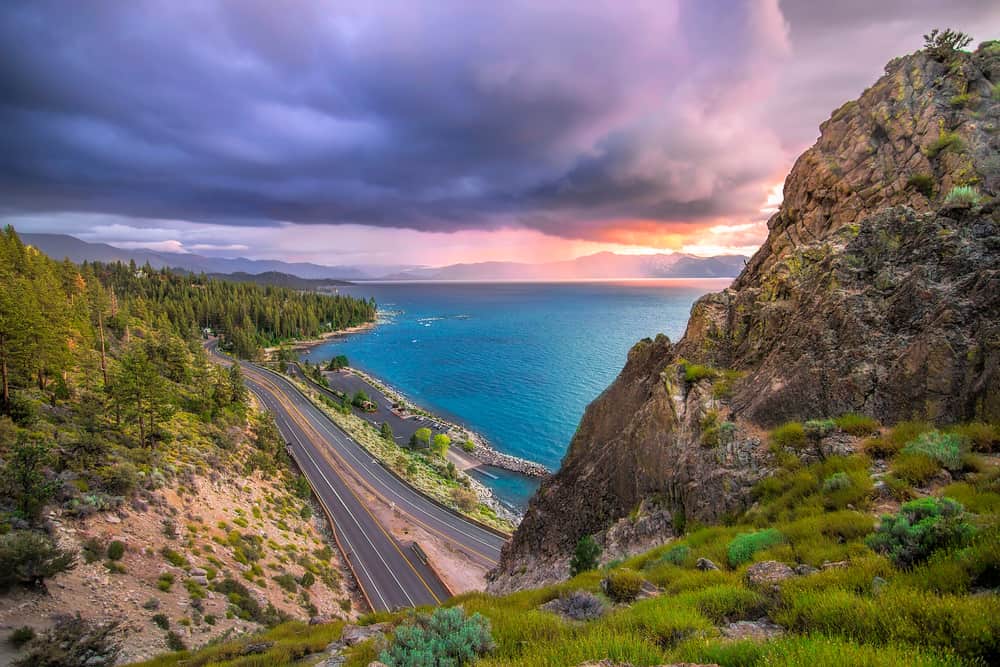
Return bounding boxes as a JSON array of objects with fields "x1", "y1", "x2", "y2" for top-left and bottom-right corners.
[{"x1": 489, "y1": 41, "x2": 1000, "y2": 593}]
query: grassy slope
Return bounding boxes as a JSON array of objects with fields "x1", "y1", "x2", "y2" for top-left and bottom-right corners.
[{"x1": 137, "y1": 419, "x2": 1000, "y2": 667}]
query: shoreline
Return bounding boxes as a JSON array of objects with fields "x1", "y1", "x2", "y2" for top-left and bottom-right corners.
[
  {"x1": 262, "y1": 320, "x2": 377, "y2": 355},
  {"x1": 342, "y1": 365, "x2": 551, "y2": 479},
  {"x1": 287, "y1": 314, "x2": 552, "y2": 481}
]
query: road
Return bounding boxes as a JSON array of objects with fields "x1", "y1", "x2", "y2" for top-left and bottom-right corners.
[
  {"x1": 287, "y1": 363, "x2": 486, "y2": 473},
  {"x1": 207, "y1": 341, "x2": 506, "y2": 611}
]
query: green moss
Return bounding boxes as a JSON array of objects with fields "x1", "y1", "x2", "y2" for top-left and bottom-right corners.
[
  {"x1": 925, "y1": 130, "x2": 964, "y2": 158},
  {"x1": 906, "y1": 172, "x2": 936, "y2": 198}
]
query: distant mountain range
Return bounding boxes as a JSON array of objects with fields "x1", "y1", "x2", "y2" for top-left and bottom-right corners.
[
  {"x1": 380, "y1": 251, "x2": 747, "y2": 281},
  {"x1": 20, "y1": 233, "x2": 383, "y2": 280},
  {"x1": 22, "y1": 233, "x2": 747, "y2": 283}
]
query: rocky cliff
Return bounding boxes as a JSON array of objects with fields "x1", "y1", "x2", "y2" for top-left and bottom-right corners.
[{"x1": 489, "y1": 40, "x2": 1000, "y2": 593}]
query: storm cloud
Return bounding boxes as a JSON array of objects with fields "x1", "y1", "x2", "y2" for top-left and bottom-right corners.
[{"x1": 0, "y1": 0, "x2": 998, "y2": 256}]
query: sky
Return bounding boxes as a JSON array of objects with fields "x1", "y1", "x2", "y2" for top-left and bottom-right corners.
[{"x1": 1, "y1": 1, "x2": 998, "y2": 268}]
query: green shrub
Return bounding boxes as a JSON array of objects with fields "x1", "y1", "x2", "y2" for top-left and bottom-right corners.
[
  {"x1": 0, "y1": 530, "x2": 76, "y2": 591},
  {"x1": 659, "y1": 544, "x2": 691, "y2": 567},
  {"x1": 298, "y1": 571, "x2": 315, "y2": 588},
  {"x1": 81, "y1": 537, "x2": 105, "y2": 564},
  {"x1": 834, "y1": 413, "x2": 880, "y2": 436},
  {"x1": 165, "y1": 630, "x2": 186, "y2": 652},
  {"x1": 727, "y1": 529, "x2": 784, "y2": 567},
  {"x1": 160, "y1": 547, "x2": 188, "y2": 568},
  {"x1": 156, "y1": 573, "x2": 174, "y2": 592},
  {"x1": 944, "y1": 185, "x2": 980, "y2": 207},
  {"x1": 866, "y1": 497, "x2": 974, "y2": 567},
  {"x1": 570, "y1": 535, "x2": 601, "y2": 576},
  {"x1": 926, "y1": 130, "x2": 964, "y2": 158},
  {"x1": 461, "y1": 440, "x2": 476, "y2": 453},
  {"x1": 8, "y1": 626, "x2": 36, "y2": 647},
  {"x1": 949, "y1": 422, "x2": 1000, "y2": 453},
  {"x1": 903, "y1": 431, "x2": 963, "y2": 470},
  {"x1": 771, "y1": 422, "x2": 807, "y2": 449},
  {"x1": 822, "y1": 472, "x2": 851, "y2": 493},
  {"x1": 603, "y1": 569, "x2": 644, "y2": 603},
  {"x1": 891, "y1": 452, "x2": 941, "y2": 485},
  {"x1": 273, "y1": 573, "x2": 297, "y2": 593},
  {"x1": 380, "y1": 607, "x2": 494, "y2": 667},
  {"x1": 683, "y1": 364, "x2": 718, "y2": 383},
  {"x1": 863, "y1": 435, "x2": 901, "y2": 459},
  {"x1": 151, "y1": 614, "x2": 169, "y2": 630},
  {"x1": 106, "y1": 541, "x2": 125, "y2": 561},
  {"x1": 906, "y1": 173, "x2": 936, "y2": 198}
]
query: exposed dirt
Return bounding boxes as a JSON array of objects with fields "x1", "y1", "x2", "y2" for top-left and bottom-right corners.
[{"x1": 0, "y1": 464, "x2": 360, "y2": 665}]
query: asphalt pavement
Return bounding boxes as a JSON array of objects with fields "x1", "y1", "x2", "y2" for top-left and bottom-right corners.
[{"x1": 206, "y1": 340, "x2": 506, "y2": 611}]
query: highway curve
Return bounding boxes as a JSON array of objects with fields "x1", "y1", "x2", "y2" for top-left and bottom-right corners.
[{"x1": 207, "y1": 341, "x2": 507, "y2": 610}]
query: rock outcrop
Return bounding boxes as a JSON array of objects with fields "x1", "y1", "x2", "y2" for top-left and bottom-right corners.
[{"x1": 489, "y1": 40, "x2": 1000, "y2": 593}]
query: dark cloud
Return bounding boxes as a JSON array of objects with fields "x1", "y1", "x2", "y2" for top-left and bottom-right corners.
[{"x1": 0, "y1": 0, "x2": 997, "y2": 245}]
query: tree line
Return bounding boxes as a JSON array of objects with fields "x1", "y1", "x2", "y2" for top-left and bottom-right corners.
[{"x1": 86, "y1": 257, "x2": 375, "y2": 359}]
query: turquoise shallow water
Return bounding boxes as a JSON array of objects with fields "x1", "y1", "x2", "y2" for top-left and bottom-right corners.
[{"x1": 301, "y1": 279, "x2": 730, "y2": 509}]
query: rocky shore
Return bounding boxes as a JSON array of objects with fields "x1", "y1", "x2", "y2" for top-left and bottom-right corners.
[{"x1": 346, "y1": 366, "x2": 552, "y2": 479}]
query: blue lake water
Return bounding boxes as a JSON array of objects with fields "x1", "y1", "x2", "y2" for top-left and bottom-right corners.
[{"x1": 301, "y1": 279, "x2": 731, "y2": 509}]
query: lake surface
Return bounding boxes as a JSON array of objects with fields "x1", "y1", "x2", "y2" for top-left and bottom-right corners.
[{"x1": 301, "y1": 279, "x2": 731, "y2": 509}]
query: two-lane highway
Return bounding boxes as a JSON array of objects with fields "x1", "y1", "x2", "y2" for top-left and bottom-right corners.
[{"x1": 207, "y1": 341, "x2": 506, "y2": 610}]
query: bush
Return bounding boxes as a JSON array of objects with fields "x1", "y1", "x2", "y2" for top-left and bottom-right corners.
[
  {"x1": 949, "y1": 422, "x2": 1000, "y2": 453},
  {"x1": 603, "y1": 569, "x2": 644, "y2": 603},
  {"x1": 834, "y1": 413, "x2": 880, "y2": 436},
  {"x1": 944, "y1": 185, "x2": 980, "y2": 208},
  {"x1": 165, "y1": 630, "x2": 187, "y2": 652},
  {"x1": 451, "y1": 486, "x2": 479, "y2": 512},
  {"x1": 81, "y1": 537, "x2": 105, "y2": 564},
  {"x1": 659, "y1": 544, "x2": 691, "y2": 567},
  {"x1": 863, "y1": 435, "x2": 901, "y2": 459},
  {"x1": 803, "y1": 419, "x2": 835, "y2": 441},
  {"x1": 8, "y1": 626, "x2": 36, "y2": 647},
  {"x1": 157, "y1": 573, "x2": 174, "y2": 592},
  {"x1": 544, "y1": 590, "x2": 606, "y2": 621},
  {"x1": 0, "y1": 530, "x2": 76, "y2": 591},
  {"x1": 683, "y1": 364, "x2": 718, "y2": 383},
  {"x1": 151, "y1": 614, "x2": 169, "y2": 630},
  {"x1": 273, "y1": 573, "x2": 297, "y2": 593},
  {"x1": 106, "y1": 541, "x2": 125, "y2": 561},
  {"x1": 822, "y1": 472, "x2": 852, "y2": 493},
  {"x1": 160, "y1": 547, "x2": 188, "y2": 568},
  {"x1": 866, "y1": 497, "x2": 974, "y2": 567},
  {"x1": 298, "y1": 571, "x2": 315, "y2": 588},
  {"x1": 891, "y1": 452, "x2": 941, "y2": 486},
  {"x1": 727, "y1": 529, "x2": 784, "y2": 567},
  {"x1": 569, "y1": 535, "x2": 601, "y2": 576},
  {"x1": 12, "y1": 614, "x2": 119, "y2": 667},
  {"x1": 906, "y1": 173, "x2": 935, "y2": 198},
  {"x1": 770, "y1": 422, "x2": 806, "y2": 449},
  {"x1": 380, "y1": 607, "x2": 494, "y2": 667},
  {"x1": 903, "y1": 431, "x2": 963, "y2": 470}
]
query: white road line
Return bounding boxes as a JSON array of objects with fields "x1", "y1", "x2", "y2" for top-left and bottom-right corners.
[
  {"x1": 263, "y1": 368, "x2": 504, "y2": 554},
  {"x1": 251, "y1": 384, "x2": 416, "y2": 609}
]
